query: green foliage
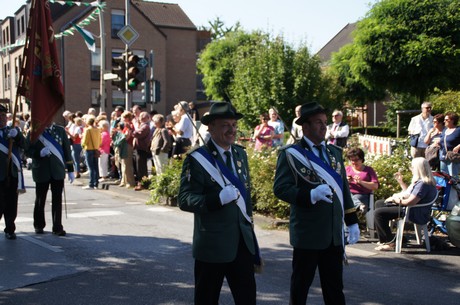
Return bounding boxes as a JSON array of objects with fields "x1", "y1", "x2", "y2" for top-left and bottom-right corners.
[
  {"x1": 198, "y1": 30, "x2": 327, "y2": 131},
  {"x1": 348, "y1": 0, "x2": 460, "y2": 101},
  {"x1": 363, "y1": 146, "x2": 412, "y2": 200},
  {"x1": 431, "y1": 90, "x2": 460, "y2": 115},
  {"x1": 147, "y1": 159, "x2": 183, "y2": 204},
  {"x1": 246, "y1": 146, "x2": 290, "y2": 219}
]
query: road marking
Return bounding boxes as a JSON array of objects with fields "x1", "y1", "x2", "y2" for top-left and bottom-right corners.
[
  {"x1": 68, "y1": 211, "x2": 124, "y2": 218},
  {"x1": 15, "y1": 216, "x2": 34, "y2": 223},
  {"x1": 147, "y1": 206, "x2": 173, "y2": 212},
  {"x1": 125, "y1": 201, "x2": 144, "y2": 205},
  {"x1": 19, "y1": 234, "x2": 63, "y2": 253}
]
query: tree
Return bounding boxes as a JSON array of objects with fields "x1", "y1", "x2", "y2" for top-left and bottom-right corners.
[
  {"x1": 198, "y1": 30, "x2": 326, "y2": 130},
  {"x1": 199, "y1": 17, "x2": 241, "y2": 40},
  {"x1": 349, "y1": 0, "x2": 460, "y2": 102}
]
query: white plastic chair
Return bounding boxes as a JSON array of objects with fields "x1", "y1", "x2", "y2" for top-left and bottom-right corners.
[
  {"x1": 395, "y1": 193, "x2": 438, "y2": 253},
  {"x1": 365, "y1": 193, "x2": 376, "y2": 238}
]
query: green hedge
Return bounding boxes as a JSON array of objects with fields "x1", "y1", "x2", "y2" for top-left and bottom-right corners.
[{"x1": 146, "y1": 140, "x2": 412, "y2": 220}]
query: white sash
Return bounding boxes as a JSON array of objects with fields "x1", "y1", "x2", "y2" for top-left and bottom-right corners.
[
  {"x1": 286, "y1": 146, "x2": 344, "y2": 208},
  {"x1": 0, "y1": 141, "x2": 25, "y2": 192},
  {"x1": 39, "y1": 135, "x2": 64, "y2": 166},
  {"x1": 190, "y1": 151, "x2": 252, "y2": 224}
]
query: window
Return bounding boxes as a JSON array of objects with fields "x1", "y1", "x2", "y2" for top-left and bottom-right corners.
[
  {"x1": 91, "y1": 48, "x2": 101, "y2": 80},
  {"x1": 111, "y1": 10, "x2": 125, "y2": 38},
  {"x1": 91, "y1": 89, "x2": 100, "y2": 106},
  {"x1": 112, "y1": 90, "x2": 125, "y2": 107}
]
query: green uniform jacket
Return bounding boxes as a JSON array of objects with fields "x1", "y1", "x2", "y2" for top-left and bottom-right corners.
[
  {"x1": 178, "y1": 141, "x2": 255, "y2": 263},
  {"x1": 273, "y1": 138, "x2": 358, "y2": 250},
  {"x1": 0, "y1": 127, "x2": 26, "y2": 181},
  {"x1": 25, "y1": 125, "x2": 74, "y2": 183}
]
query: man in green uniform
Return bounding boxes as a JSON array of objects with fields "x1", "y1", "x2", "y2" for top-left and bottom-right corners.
[
  {"x1": 178, "y1": 102, "x2": 257, "y2": 305},
  {"x1": 273, "y1": 101, "x2": 360, "y2": 305},
  {"x1": 26, "y1": 123, "x2": 75, "y2": 236}
]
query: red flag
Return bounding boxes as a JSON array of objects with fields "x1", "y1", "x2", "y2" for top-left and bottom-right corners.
[{"x1": 17, "y1": 0, "x2": 64, "y2": 142}]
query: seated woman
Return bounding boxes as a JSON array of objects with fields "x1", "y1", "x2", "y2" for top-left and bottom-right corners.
[
  {"x1": 373, "y1": 157, "x2": 437, "y2": 251},
  {"x1": 346, "y1": 148, "x2": 379, "y2": 213}
]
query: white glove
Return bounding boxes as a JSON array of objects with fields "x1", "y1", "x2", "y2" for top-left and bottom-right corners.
[
  {"x1": 219, "y1": 185, "x2": 239, "y2": 205},
  {"x1": 40, "y1": 147, "x2": 51, "y2": 157},
  {"x1": 347, "y1": 223, "x2": 360, "y2": 245},
  {"x1": 310, "y1": 184, "x2": 333, "y2": 204},
  {"x1": 68, "y1": 172, "x2": 75, "y2": 184},
  {"x1": 8, "y1": 128, "x2": 18, "y2": 138}
]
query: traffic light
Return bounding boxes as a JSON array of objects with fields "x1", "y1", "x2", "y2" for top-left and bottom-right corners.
[
  {"x1": 111, "y1": 55, "x2": 126, "y2": 91},
  {"x1": 153, "y1": 80, "x2": 161, "y2": 103},
  {"x1": 142, "y1": 80, "x2": 151, "y2": 104},
  {"x1": 127, "y1": 52, "x2": 144, "y2": 91}
]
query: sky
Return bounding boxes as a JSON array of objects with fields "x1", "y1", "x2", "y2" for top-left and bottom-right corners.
[{"x1": 3, "y1": 0, "x2": 375, "y2": 52}]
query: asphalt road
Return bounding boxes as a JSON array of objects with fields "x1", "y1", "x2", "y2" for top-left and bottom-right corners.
[{"x1": 0, "y1": 170, "x2": 459, "y2": 305}]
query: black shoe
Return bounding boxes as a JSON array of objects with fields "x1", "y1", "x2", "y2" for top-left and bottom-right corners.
[
  {"x1": 53, "y1": 230, "x2": 66, "y2": 236},
  {"x1": 35, "y1": 228, "x2": 44, "y2": 234},
  {"x1": 5, "y1": 232, "x2": 16, "y2": 240}
]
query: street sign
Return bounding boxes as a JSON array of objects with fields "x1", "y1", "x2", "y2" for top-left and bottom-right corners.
[
  {"x1": 103, "y1": 73, "x2": 118, "y2": 80},
  {"x1": 138, "y1": 57, "x2": 148, "y2": 68},
  {"x1": 117, "y1": 25, "x2": 139, "y2": 47}
]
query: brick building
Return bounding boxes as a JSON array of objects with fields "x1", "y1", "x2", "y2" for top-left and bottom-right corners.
[{"x1": 0, "y1": 0, "x2": 210, "y2": 122}]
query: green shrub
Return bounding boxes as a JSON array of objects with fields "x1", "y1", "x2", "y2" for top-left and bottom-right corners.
[
  {"x1": 246, "y1": 146, "x2": 290, "y2": 219},
  {"x1": 147, "y1": 159, "x2": 183, "y2": 205}
]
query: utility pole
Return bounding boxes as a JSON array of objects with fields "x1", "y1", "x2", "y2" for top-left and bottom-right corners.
[
  {"x1": 98, "y1": 0, "x2": 106, "y2": 113},
  {"x1": 124, "y1": 0, "x2": 131, "y2": 111}
]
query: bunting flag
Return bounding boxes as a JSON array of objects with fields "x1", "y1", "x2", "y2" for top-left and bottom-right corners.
[
  {"x1": 17, "y1": 0, "x2": 65, "y2": 143},
  {"x1": 72, "y1": 23, "x2": 96, "y2": 52}
]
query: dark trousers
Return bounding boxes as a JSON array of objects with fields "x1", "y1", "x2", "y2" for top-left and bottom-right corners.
[
  {"x1": 0, "y1": 177, "x2": 18, "y2": 234},
  {"x1": 374, "y1": 200, "x2": 403, "y2": 243},
  {"x1": 86, "y1": 150, "x2": 100, "y2": 188},
  {"x1": 135, "y1": 150, "x2": 150, "y2": 181},
  {"x1": 194, "y1": 237, "x2": 256, "y2": 305},
  {"x1": 34, "y1": 179, "x2": 64, "y2": 233},
  {"x1": 290, "y1": 244, "x2": 345, "y2": 305}
]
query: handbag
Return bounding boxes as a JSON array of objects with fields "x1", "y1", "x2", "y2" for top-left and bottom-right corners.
[
  {"x1": 425, "y1": 145, "x2": 440, "y2": 165},
  {"x1": 446, "y1": 151, "x2": 460, "y2": 163},
  {"x1": 443, "y1": 136, "x2": 460, "y2": 163},
  {"x1": 409, "y1": 134, "x2": 420, "y2": 147}
]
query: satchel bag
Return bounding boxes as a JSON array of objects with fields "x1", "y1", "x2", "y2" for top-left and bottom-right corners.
[
  {"x1": 446, "y1": 151, "x2": 460, "y2": 163},
  {"x1": 443, "y1": 136, "x2": 460, "y2": 163},
  {"x1": 409, "y1": 134, "x2": 420, "y2": 147},
  {"x1": 425, "y1": 145, "x2": 440, "y2": 165}
]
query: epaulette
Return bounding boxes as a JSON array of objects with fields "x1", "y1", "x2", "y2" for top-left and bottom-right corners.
[
  {"x1": 185, "y1": 145, "x2": 201, "y2": 155},
  {"x1": 327, "y1": 143, "x2": 343, "y2": 151},
  {"x1": 278, "y1": 144, "x2": 295, "y2": 151},
  {"x1": 233, "y1": 143, "x2": 246, "y2": 150}
]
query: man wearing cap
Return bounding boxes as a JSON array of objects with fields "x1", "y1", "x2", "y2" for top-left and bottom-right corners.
[
  {"x1": 178, "y1": 102, "x2": 257, "y2": 305},
  {"x1": 25, "y1": 123, "x2": 75, "y2": 236},
  {"x1": 0, "y1": 104, "x2": 26, "y2": 240},
  {"x1": 273, "y1": 102, "x2": 360, "y2": 305},
  {"x1": 325, "y1": 110, "x2": 349, "y2": 148}
]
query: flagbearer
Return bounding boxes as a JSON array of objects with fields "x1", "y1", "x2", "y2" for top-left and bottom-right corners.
[
  {"x1": 25, "y1": 123, "x2": 75, "y2": 236},
  {"x1": 273, "y1": 102, "x2": 360, "y2": 305},
  {"x1": 0, "y1": 104, "x2": 26, "y2": 240},
  {"x1": 178, "y1": 102, "x2": 257, "y2": 305}
]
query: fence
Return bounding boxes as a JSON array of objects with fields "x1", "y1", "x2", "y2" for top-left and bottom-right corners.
[{"x1": 358, "y1": 134, "x2": 393, "y2": 156}]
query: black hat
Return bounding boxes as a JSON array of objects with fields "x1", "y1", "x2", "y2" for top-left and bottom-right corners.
[
  {"x1": 295, "y1": 102, "x2": 328, "y2": 125},
  {"x1": 201, "y1": 102, "x2": 243, "y2": 125},
  {"x1": 0, "y1": 104, "x2": 8, "y2": 113}
]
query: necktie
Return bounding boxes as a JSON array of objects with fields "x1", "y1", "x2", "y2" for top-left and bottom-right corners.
[
  {"x1": 224, "y1": 151, "x2": 234, "y2": 173},
  {"x1": 314, "y1": 145, "x2": 327, "y2": 164}
]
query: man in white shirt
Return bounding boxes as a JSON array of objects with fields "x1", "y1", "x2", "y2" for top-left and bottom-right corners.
[
  {"x1": 408, "y1": 101, "x2": 433, "y2": 158},
  {"x1": 287, "y1": 105, "x2": 302, "y2": 144},
  {"x1": 325, "y1": 110, "x2": 349, "y2": 148}
]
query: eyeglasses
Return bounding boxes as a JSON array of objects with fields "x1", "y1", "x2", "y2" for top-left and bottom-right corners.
[
  {"x1": 423, "y1": 107, "x2": 432, "y2": 109},
  {"x1": 262, "y1": 118, "x2": 269, "y2": 121},
  {"x1": 349, "y1": 157, "x2": 361, "y2": 162}
]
